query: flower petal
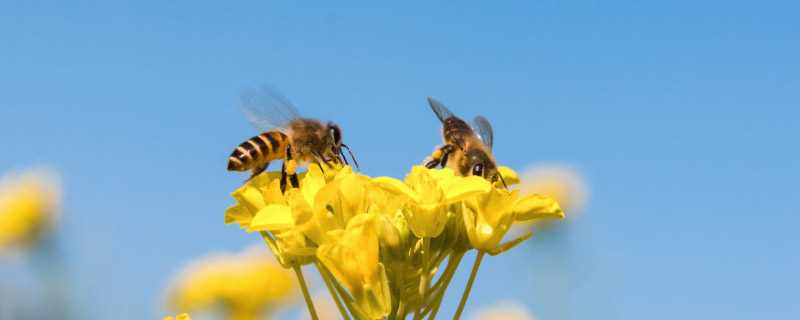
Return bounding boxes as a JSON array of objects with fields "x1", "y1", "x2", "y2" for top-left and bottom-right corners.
[
  {"x1": 514, "y1": 194, "x2": 565, "y2": 221},
  {"x1": 497, "y1": 166, "x2": 520, "y2": 186},
  {"x1": 372, "y1": 177, "x2": 420, "y2": 203},
  {"x1": 442, "y1": 176, "x2": 492, "y2": 203},
  {"x1": 224, "y1": 204, "x2": 252, "y2": 229},
  {"x1": 249, "y1": 204, "x2": 295, "y2": 231}
]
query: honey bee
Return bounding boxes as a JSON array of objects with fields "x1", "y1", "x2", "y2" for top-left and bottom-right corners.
[
  {"x1": 227, "y1": 87, "x2": 358, "y2": 191},
  {"x1": 424, "y1": 97, "x2": 507, "y2": 187}
]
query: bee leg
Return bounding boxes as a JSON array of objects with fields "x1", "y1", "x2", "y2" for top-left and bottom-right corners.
[
  {"x1": 284, "y1": 145, "x2": 300, "y2": 189},
  {"x1": 280, "y1": 162, "x2": 288, "y2": 193},
  {"x1": 249, "y1": 162, "x2": 270, "y2": 180},
  {"x1": 311, "y1": 152, "x2": 327, "y2": 175},
  {"x1": 425, "y1": 145, "x2": 454, "y2": 169}
]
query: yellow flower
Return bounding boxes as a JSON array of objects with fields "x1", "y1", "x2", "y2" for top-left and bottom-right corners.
[
  {"x1": 470, "y1": 302, "x2": 536, "y2": 320},
  {"x1": 0, "y1": 169, "x2": 60, "y2": 254},
  {"x1": 373, "y1": 166, "x2": 491, "y2": 238},
  {"x1": 317, "y1": 213, "x2": 391, "y2": 319},
  {"x1": 224, "y1": 164, "x2": 567, "y2": 320},
  {"x1": 462, "y1": 179, "x2": 564, "y2": 253},
  {"x1": 519, "y1": 164, "x2": 588, "y2": 214},
  {"x1": 163, "y1": 313, "x2": 192, "y2": 320},
  {"x1": 226, "y1": 167, "x2": 332, "y2": 267},
  {"x1": 166, "y1": 246, "x2": 296, "y2": 320}
]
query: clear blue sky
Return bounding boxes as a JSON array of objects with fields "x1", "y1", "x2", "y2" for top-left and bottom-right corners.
[{"x1": 1, "y1": 1, "x2": 798, "y2": 319}]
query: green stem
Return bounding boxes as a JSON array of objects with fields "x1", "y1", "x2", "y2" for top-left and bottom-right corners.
[
  {"x1": 414, "y1": 237, "x2": 432, "y2": 320},
  {"x1": 452, "y1": 252, "x2": 485, "y2": 320},
  {"x1": 293, "y1": 266, "x2": 319, "y2": 320},
  {"x1": 427, "y1": 251, "x2": 465, "y2": 320},
  {"x1": 315, "y1": 262, "x2": 351, "y2": 320}
]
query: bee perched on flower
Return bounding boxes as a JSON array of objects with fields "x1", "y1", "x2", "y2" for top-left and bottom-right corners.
[
  {"x1": 0, "y1": 169, "x2": 60, "y2": 255},
  {"x1": 226, "y1": 163, "x2": 564, "y2": 320},
  {"x1": 164, "y1": 247, "x2": 297, "y2": 320}
]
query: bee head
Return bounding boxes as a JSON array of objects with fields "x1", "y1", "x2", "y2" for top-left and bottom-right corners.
[
  {"x1": 326, "y1": 122, "x2": 343, "y2": 148},
  {"x1": 463, "y1": 148, "x2": 497, "y2": 181},
  {"x1": 326, "y1": 122, "x2": 359, "y2": 169}
]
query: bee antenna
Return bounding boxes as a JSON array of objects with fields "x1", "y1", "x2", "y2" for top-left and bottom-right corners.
[
  {"x1": 497, "y1": 172, "x2": 509, "y2": 189},
  {"x1": 341, "y1": 144, "x2": 360, "y2": 169},
  {"x1": 339, "y1": 149, "x2": 350, "y2": 165}
]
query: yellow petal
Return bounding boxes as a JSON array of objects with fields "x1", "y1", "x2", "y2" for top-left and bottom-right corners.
[
  {"x1": 443, "y1": 176, "x2": 492, "y2": 203},
  {"x1": 232, "y1": 185, "x2": 266, "y2": 213},
  {"x1": 249, "y1": 204, "x2": 295, "y2": 231},
  {"x1": 497, "y1": 166, "x2": 520, "y2": 186},
  {"x1": 224, "y1": 204, "x2": 252, "y2": 229},
  {"x1": 514, "y1": 194, "x2": 565, "y2": 221},
  {"x1": 372, "y1": 177, "x2": 419, "y2": 203}
]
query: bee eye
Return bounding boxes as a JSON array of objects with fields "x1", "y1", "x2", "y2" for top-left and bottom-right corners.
[
  {"x1": 472, "y1": 164, "x2": 484, "y2": 176},
  {"x1": 329, "y1": 127, "x2": 342, "y2": 145}
]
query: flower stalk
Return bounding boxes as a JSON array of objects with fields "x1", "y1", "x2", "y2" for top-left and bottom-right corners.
[
  {"x1": 452, "y1": 251, "x2": 485, "y2": 320},
  {"x1": 294, "y1": 265, "x2": 319, "y2": 320}
]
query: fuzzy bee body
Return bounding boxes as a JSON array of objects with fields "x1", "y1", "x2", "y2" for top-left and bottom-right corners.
[
  {"x1": 425, "y1": 97, "x2": 504, "y2": 186},
  {"x1": 227, "y1": 87, "x2": 358, "y2": 191}
]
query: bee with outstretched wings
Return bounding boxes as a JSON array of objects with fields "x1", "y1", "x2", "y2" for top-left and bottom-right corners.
[{"x1": 227, "y1": 86, "x2": 358, "y2": 191}]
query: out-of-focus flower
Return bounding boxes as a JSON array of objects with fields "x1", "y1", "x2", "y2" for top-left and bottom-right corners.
[
  {"x1": 0, "y1": 169, "x2": 60, "y2": 254},
  {"x1": 162, "y1": 313, "x2": 192, "y2": 320},
  {"x1": 520, "y1": 164, "x2": 588, "y2": 215},
  {"x1": 470, "y1": 302, "x2": 536, "y2": 320},
  {"x1": 165, "y1": 246, "x2": 296, "y2": 320}
]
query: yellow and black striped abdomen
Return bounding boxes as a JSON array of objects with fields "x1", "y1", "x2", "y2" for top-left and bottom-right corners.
[{"x1": 227, "y1": 131, "x2": 289, "y2": 171}]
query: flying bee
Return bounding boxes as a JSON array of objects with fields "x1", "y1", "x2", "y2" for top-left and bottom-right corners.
[
  {"x1": 424, "y1": 97, "x2": 507, "y2": 187},
  {"x1": 227, "y1": 87, "x2": 358, "y2": 191}
]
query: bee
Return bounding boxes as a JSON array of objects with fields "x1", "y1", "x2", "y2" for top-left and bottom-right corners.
[
  {"x1": 424, "y1": 97, "x2": 507, "y2": 187},
  {"x1": 227, "y1": 87, "x2": 358, "y2": 191}
]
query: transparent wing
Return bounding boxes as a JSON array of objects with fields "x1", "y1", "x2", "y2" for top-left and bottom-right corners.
[
  {"x1": 427, "y1": 96, "x2": 456, "y2": 123},
  {"x1": 239, "y1": 86, "x2": 302, "y2": 132},
  {"x1": 472, "y1": 116, "x2": 494, "y2": 149}
]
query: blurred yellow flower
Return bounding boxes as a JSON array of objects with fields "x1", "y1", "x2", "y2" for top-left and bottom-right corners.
[
  {"x1": 163, "y1": 313, "x2": 192, "y2": 320},
  {"x1": 0, "y1": 169, "x2": 60, "y2": 254},
  {"x1": 520, "y1": 164, "x2": 588, "y2": 215},
  {"x1": 165, "y1": 246, "x2": 296, "y2": 320},
  {"x1": 470, "y1": 302, "x2": 536, "y2": 320}
]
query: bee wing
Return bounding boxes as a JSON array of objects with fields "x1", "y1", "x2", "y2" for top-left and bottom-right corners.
[
  {"x1": 240, "y1": 86, "x2": 302, "y2": 132},
  {"x1": 472, "y1": 116, "x2": 494, "y2": 149},
  {"x1": 427, "y1": 96, "x2": 456, "y2": 123}
]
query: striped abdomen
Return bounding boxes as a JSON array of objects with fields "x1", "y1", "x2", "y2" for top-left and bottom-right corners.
[
  {"x1": 227, "y1": 131, "x2": 289, "y2": 171},
  {"x1": 442, "y1": 117, "x2": 475, "y2": 149}
]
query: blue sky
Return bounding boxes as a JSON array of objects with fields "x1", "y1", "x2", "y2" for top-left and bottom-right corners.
[{"x1": 1, "y1": 1, "x2": 798, "y2": 319}]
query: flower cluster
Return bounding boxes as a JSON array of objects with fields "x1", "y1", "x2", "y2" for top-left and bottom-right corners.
[
  {"x1": 225, "y1": 165, "x2": 564, "y2": 319},
  {"x1": 165, "y1": 247, "x2": 296, "y2": 320}
]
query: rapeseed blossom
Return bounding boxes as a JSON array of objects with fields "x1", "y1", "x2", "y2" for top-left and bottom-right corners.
[
  {"x1": 165, "y1": 247, "x2": 296, "y2": 320},
  {"x1": 225, "y1": 165, "x2": 563, "y2": 319},
  {"x1": 163, "y1": 314, "x2": 192, "y2": 320},
  {"x1": 0, "y1": 169, "x2": 60, "y2": 255}
]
